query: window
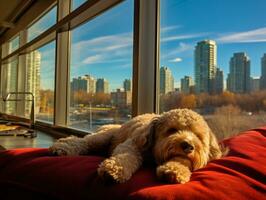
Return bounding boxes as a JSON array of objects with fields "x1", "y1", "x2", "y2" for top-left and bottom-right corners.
[
  {"x1": 26, "y1": 41, "x2": 56, "y2": 123},
  {"x1": 160, "y1": 0, "x2": 266, "y2": 139},
  {"x1": 69, "y1": 0, "x2": 134, "y2": 131},
  {"x1": 27, "y1": 6, "x2": 57, "y2": 42},
  {"x1": 9, "y1": 36, "x2": 20, "y2": 53}
]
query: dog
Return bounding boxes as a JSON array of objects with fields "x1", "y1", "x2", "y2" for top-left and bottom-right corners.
[{"x1": 49, "y1": 109, "x2": 224, "y2": 184}]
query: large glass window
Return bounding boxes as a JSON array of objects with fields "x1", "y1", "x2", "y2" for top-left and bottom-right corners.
[
  {"x1": 26, "y1": 41, "x2": 56, "y2": 123},
  {"x1": 160, "y1": 0, "x2": 266, "y2": 139},
  {"x1": 27, "y1": 6, "x2": 57, "y2": 42},
  {"x1": 69, "y1": 0, "x2": 133, "y2": 131}
]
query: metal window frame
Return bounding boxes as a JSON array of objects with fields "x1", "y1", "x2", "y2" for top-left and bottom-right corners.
[
  {"x1": 133, "y1": 0, "x2": 160, "y2": 115},
  {"x1": 54, "y1": 0, "x2": 71, "y2": 126}
]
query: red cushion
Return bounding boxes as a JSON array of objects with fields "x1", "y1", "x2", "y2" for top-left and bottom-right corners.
[{"x1": 0, "y1": 128, "x2": 265, "y2": 200}]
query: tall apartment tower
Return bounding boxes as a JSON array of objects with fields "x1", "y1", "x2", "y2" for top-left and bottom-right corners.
[
  {"x1": 181, "y1": 76, "x2": 193, "y2": 94},
  {"x1": 160, "y1": 66, "x2": 174, "y2": 94},
  {"x1": 25, "y1": 50, "x2": 41, "y2": 115},
  {"x1": 123, "y1": 79, "x2": 132, "y2": 91},
  {"x1": 214, "y1": 68, "x2": 224, "y2": 93},
  {"x1": 71, "y1": 75, "x2": 96, "y2": 93},
  {"x1": 194, "y1": 40, "x2": 217, "y2": 94},
  {"x1": 4, "y1": 61, "x2": 18, "y2": 114},
  {"x1": 227, "y1": 52, "x2": 250, "y2": 93},
  {"x1": 96, "y1": 78, "x2": 109, "y2": 93},
  {"x1": 260, "y1": 53, "x2": 266, "y2": 90}
]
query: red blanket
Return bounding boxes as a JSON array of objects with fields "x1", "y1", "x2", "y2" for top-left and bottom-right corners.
[{"x1": 0, "y1": 128, "x2": 265, "y2": 200}]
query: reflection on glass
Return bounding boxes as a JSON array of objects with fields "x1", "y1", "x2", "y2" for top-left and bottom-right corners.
[
  {"x1": 9, "y1": 36, "x2": 19, "y2": 53},
  {"x1": 72, "y1": 0, "x2": 87, "y2": 10},
  {"x1": 69, "y1": 0, "x2": 133, "y2": 131},
  {"x1": 160, "y1": 0, "x2": 266, "y2": 140},
  {"x1": 26, "y1": 41, "x2": 55, "y2": 123},
  {"x1": 27, "y1": 6, "x2": 57, "y2": 42}
]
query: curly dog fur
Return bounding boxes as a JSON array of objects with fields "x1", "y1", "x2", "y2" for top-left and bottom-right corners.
[{"x1": 49, "y1": 109, "x2": 223, "y2": 184}]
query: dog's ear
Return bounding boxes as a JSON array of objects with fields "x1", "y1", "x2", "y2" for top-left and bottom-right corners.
[
  {"x1": 208, "y1": 130, "x2": 223, "y2": 161},
  {"x1": 133, "y1": 117, "x2": 159, "y2": 152},
  {"x1": 142, "y1": 117, "x2": 159, "y2": 152},
  {"x1": 136, "y1": 117, "x2": 158, "y2": 153}
]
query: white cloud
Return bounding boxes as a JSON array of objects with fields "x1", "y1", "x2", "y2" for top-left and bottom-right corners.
[
  {"x1": 161, "y1": 33, "x2": 209, "y2": 43},
  {"x1": 161, "y1": 42, "x2": 193, "y2": 60},
  {"x1": 173, "y1": 42, "x2": 193, "y2": 53},
  {"x1": 73, "y1": 32, "x2": 132, "y2": 53},
  {"x1": 169, "y1": 57, "x2": 182, "y2": 62},
  {"x1": 217, "y1": 27, "x2": 266, "y2": 43},
  {"x1": 82, "y1": 55, "x2": 103, "y2": 64},
  {"x1": 161, "y1": 25, "x2": 181, "y2": 33},
  {"x1": 72, "y1": 32, "x2": 133, "y2": 66}
]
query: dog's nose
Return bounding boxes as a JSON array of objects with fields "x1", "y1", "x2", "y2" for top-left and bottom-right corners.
[{"x1": 180, "y1": 141, "x2": 194, "y2": 154}]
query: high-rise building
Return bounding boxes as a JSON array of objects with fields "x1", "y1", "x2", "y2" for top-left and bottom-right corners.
[
  {"x1": 214, "y1": 68, "x2": 224, "y2": 93},
  {"x1": 5, "y1": 60, "x2": 18, "y2": 114},
  {"x1": 194, "y1": 40, "x2": 217, "y2": 94},
  {"x1": 123, "y1": 79, "x2": 132, "y2": 91},
  {"x1": 96, "y1": 78, "x2": 109, "y2": 93},
  {"x1": 160, "y1": 66, "x2": 174, "y2": 94},
  {"x1": 25, "y1": 50, "x2": 41, "y2": 115},
  {"x1": 111, "y1": 88, "x2": 132, "y2": 108},
  {"x1": 260, "y1": 53, "x2": 266, "y2": 90},
  {"x1": 227, "y1": 52, "x2": 250, "y2": 93},
  {"x1": 71, "y1": 75, "x2": 96, "y2": 93},
  {"x1": 181, "y1": 76, "x2": 193, "y2": 94}
]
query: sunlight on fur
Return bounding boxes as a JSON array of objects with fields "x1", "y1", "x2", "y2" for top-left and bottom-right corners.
[{"x1": 49, "y1": 109, "x2": 224, "y2": 184}]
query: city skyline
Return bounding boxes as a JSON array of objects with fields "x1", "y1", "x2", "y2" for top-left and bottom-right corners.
[
  {"x1": 33, "y1": 0, "x2": 266, "y2": 91},
  {"x1": 71, "y1": 75, "x2": 132, "y2": 93},
  {"x1": 180, "y1": 46, "x2": 265, "y2": 93},
  {"x1": 71, "y1": 45, "x2": 266, "y2": 95}
]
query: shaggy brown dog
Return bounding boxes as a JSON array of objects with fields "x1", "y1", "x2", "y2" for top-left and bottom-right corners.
[{"x1": 49, "y1": 109, "x2": 223, "y2": 184}]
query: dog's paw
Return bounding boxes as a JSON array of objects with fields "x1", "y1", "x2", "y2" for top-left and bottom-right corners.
[
  {"x1": 49, "y1": 136, "x2": 89, "y2": 156},
  {"x1": 156, "y1": 162, "x2": 191, "y2": 184},
  {"x1": 97, "y1": 157, "x2": 128, "y2": 184},
  {"x1": 49, "y1": 142, "x2": 71, "y2": 156}
]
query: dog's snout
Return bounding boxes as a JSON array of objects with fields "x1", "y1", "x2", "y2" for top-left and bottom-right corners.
[{"x1": 180, "y1": 141, "x2": 194, "y2": 154}]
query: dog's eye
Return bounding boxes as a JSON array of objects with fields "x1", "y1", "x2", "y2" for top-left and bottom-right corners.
[{"x1": 167, "y1": 128, "x2": 177, "y2": 134}]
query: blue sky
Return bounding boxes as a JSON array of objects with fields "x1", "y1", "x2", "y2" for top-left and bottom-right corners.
[
  {"x1": 40, "y1": 0, "x2": 266, "y2": 90},
  {"x1": 39, "y1": 42, "x2": 55, "y2": 90}
]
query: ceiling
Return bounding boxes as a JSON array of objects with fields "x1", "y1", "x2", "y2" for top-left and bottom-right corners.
[{"x1": 0, "y1": 0, "x2": 35, "y2": 37}]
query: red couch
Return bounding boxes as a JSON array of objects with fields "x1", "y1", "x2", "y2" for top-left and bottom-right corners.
[{"x1": 0, "y1": 128, "x2": 265, "y2": 200}]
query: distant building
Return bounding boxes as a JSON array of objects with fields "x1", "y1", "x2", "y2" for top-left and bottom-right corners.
[
  {"x1": 194, "y1": 40, "x2": 217, "y2": 94},
  {"x1": 181, "y1": 76, "x2": 193, "y2": 94},
  {"x1": 214, "y1": 68, "x2": 224, "y2": 93},
  {"x1": 227, "y1": 52, "x2": 250, "y2": 93},
  {"x1": 4, "y1": 60, "x2": 20, "y2": 114},
  {"x1": 160, "y1": 66, "x2": 174, "y2": 94},
  {"x1": 96, "y1": 78, "x2": 109, "y2": 93},
  {"x1": 260, "y1": 53, "x2": 266, "y2": 90},
  {"x1": 251, "y1": 77, "x2": 260, "y2": 92},
  {"x1": 123, "y1": 79, "x2": 132, "y2": 91},
  {"x1": 25, "y1": 50, "x2": 41, "y2": 115},
  {"x1": 111, "y1": 89, "x2": 132, "y2": 108},
  {"x1": 71, "y1": 75, "x2": 96, "y2": 93}
]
